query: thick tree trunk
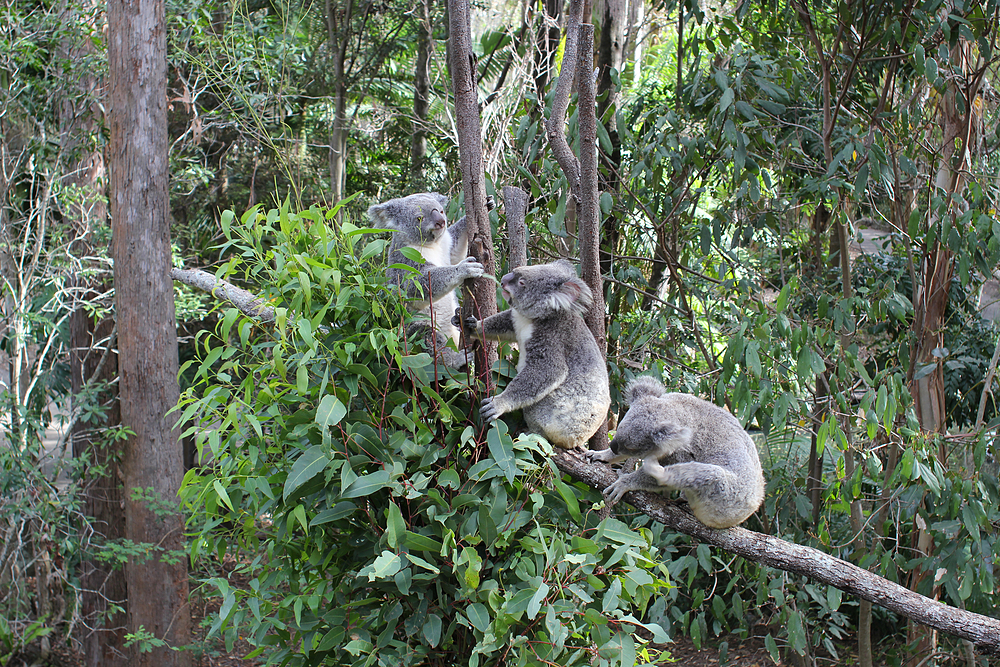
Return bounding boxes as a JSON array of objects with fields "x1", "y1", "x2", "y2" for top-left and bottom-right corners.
[
  {"x1": 448, "y1": 0, "x2": 498, "y2": 378},
  {"x1": 576, "y1": 23, "x2": 609, "y2": 451},
  {"x1": 107, "y1": 0, "x2": 191, "y2": 661}
]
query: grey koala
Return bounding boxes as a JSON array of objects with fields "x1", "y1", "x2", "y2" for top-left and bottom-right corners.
[
  {"x1": 586, "y1": 376, "x2": 764, "y2": 529},
  {"x1": 455, "y1": 259, "x2": 611, "y2": 449},
  {"x1": 368, "y1": 192, "x2": 485, "y2": 368}
]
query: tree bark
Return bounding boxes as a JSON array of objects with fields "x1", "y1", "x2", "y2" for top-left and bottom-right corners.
[
  {"x1": 409, "y1": 0, "x2": 433, "y2": 187},
  {"x1": 108, "y1": 0, "x2": 191, "y2": 660},
  {"x1": 448, "y1": 0, "x2": 498, "y2": 379},
  {"x1": 503, "y1": 186, "x2": 528, "y2": 271},
  {"x1": 553, "y1": 450, "x2": 1000, "y2": 657},
  {"x1": 327, "y1": 0, "x2": 353, "y2": 203},
  {"x1": 576, "y1": 23, "x2": 610, "y2": 451}
]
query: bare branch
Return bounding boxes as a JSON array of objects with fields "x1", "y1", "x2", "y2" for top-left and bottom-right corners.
[{"x1": 170, "y1": 268, "x2": 275, "y2": 323}]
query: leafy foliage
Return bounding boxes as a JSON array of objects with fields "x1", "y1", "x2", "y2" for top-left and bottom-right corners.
[{"x1": 179, "y1": 205, "x2": 675, "y2": 666}]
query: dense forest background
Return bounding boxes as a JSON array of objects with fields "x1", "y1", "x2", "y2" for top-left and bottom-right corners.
[{"x1": 2, "y1": 0, "x2": 1000, "y2": 663}]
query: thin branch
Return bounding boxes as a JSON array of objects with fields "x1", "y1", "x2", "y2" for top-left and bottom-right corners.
[{"x1": 170, "y1": 268, "x2": 276, "y2": 323}]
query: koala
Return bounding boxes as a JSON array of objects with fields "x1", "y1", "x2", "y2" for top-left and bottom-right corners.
[
  {"x1": 455, "y1": 259, "x2": 611, "y2": 449},
  {"x1": 586, "y1": 376, "x2": 764, "y2": 529},
  {"x1": 368, "y1": 192, "x2": 485, "y2": 368}
]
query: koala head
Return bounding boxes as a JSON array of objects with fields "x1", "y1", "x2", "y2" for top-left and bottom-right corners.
[
  {"x1": 501, "y1": 259, "x2": 593, "y2": 320},
  {"x1": 610, "y1": 376, "x2": 672, "y2": 454},
  {"x1": 367, "y1": 192, "x2": 450, "y2": 245}
]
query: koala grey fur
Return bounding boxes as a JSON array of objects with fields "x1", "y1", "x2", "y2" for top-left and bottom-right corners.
[
  {"x1": 585, "y1": 376, "x2": 764, "y2": 529},
  {"x1": 455, "y1": 259, "x2": 611, "y2": 449},
  {"x1": 368, "y1": 192, "x2": 484, "y2": 368}
]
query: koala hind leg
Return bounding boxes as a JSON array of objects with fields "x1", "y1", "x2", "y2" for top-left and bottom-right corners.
[{"x1": 642, "y1": 460, "x2": 751, "y2": 529}]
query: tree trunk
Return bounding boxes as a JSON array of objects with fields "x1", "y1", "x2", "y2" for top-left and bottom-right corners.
[
  {"x1": 448, "y1": 0, "x2": 498, "y2": 379},
  {"x1": 327, "y1": 0, "x2": 353, "y2": 203},
  {"x1": 107, "y1": 0, "x2": 191, "y2": 660},
  {"x1": 409, "y1": 0, "x2": 433, "y2": 186}
]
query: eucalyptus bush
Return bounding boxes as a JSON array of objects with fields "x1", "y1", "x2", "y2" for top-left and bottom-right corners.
[{"x1": 178, "y1": 203, "x2": 673, "y2": 666}]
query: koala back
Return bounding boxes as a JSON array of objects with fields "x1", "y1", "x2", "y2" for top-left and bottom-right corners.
[{"x1": 503, "y1": 259, "x2": 593, "y2": 320}]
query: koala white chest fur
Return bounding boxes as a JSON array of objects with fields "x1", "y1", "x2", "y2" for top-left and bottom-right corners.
[
  {"x1": 510, "y1": 309, "x2": 533, "y2": 373},
  {"x1": 586, "y1": 376, "x2": 765, "y2": 529}
]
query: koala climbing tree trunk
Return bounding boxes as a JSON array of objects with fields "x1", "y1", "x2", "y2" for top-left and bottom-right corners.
[{"x1": 448, "y1": 0, "x2": 498, "y2": 382}]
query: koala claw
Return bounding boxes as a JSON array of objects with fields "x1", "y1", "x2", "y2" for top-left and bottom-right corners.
[
  {"x1": 480, "y1": 397, "x2": 501, "y2": 422},
  {"x1": 584, "y1": 448, "x2": 614, "y2": 464},
  {"x1": 459, "y1": 256, "x2": 485, "y2": 278},
  {"x1": 602, "y1": 478, "x2": 629, "y2": 504}
]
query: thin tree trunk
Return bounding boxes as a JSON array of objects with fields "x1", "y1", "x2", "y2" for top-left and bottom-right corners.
[
  {"x1": 107, "y1": 0, "x2": 191, "y2": 660},
  {"x1": 449, "y1": 0, "x2": 498, "y2": 379},
  {"x1": 576, "y1": 23, "x2": 609, "y2": 452},
  {"x1": 409, "y1": 0, "x2": 433, "y2": 186},
  {"x1": 327, "y1": 0, "x2": 352, "y2": 203}
]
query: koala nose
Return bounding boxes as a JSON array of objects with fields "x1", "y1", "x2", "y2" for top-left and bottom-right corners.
[
  {"x1": 500, "y1": 272, "x2": 515, "y2": 286},
  {"x1": 429, "y1": 209, "x2": 447, "y2": 229}
]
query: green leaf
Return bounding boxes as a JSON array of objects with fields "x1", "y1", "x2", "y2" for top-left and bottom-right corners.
[
  {"x1": 386, "y1": 501, "x2": 405, "y2": 549},
  {"x1": 311, "y1": 502, "x2": 356, "y2": 526},
  {"x1": 596, "y1": 518, "x2": 646, "y2": 547},
  {"x1": 487, "y1": 422, "x2": 517, "y2": 483},
  {"x1": 422, "y1": 614, "x2": 442, "y2": 647},
  {"x1": 527, "y1": 581, "x2": 550, "y2": 619},
  {"x1": 316, "y1": 394, "x2": 347, "y2": 427},
  {"x1": 283, "y1": 446, "x2": 330, "y2": 501},
  {"x1": 361, "y1": 551, "x2": 402, "y2": 581},
  {"x1": 550, "y1": 469, "x2": 583, "y2": 525},
  {"x1": 467, "y1": 603, "x2": 491, "y2": 633},
  {"x1": 402, "y1": 531, "x2": 443, "y2": 552},
  {"x1": 719, "y1": 87, "x2": 735, "y2": 114},
  {"x1": 342, "y1": 470, "x2": 391, "y2": 498},
  {"x1": 213, "y1": 479, "x2": 235, "y2": 512}
]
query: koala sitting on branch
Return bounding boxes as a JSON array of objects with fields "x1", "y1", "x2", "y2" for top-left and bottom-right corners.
[
  {"x1": 586, "y1": 376, "x2": 764, "y2": 529},
  {"x1": 455, "y1": 259, "x2": 611, "y2": 449},
  {"x1": 368, "y1": 192, "x2": 484, "y2": 368}
]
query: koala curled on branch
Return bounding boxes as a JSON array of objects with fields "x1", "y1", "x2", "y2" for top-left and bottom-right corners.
[
  {"x1": 368, "y1": 192, "x2": 485, "y2": 368},
  {"x1": 586, "y1": 376, "x2": 764, "y2": 529},
  {"x1": 455, "y1": 259, "x2": 611, "y2": 449}
]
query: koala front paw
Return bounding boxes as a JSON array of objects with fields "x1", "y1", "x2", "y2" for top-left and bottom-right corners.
[
  {"x1": 584, "y1": 448, "x2": 615, "y2": 464},
  {"x1": 485, "y1": 195, "x2": 496, "y2": 212},
  {"x1": 458, "y1": 256, "x2": 485, "y2": 279},
  {"x1": 602, "y1": 476, "x2": 630, "y2": 504},
  {"x1": 481, "y1": 396, "x2": 502, "y2": 422},
  {"x1": 451, "y1": 309, "x2": 480, "y2": 335}
]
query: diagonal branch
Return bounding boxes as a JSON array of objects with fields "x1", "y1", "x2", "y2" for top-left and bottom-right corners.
[{"x1": 553, "y1": 449, "x2": 1000, "y2": 657}]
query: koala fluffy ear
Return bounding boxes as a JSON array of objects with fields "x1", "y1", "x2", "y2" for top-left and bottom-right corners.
[
  {"x1": 549, "y1": 275, "x2": 594, "y2": 314},
  {"x1": 432, "y1": 193, "x2": 449, "y2": 210},
  {"x1": 625, "y1": 376, "x2": 667, "y2": 405},
  {"x1": 367, "y1": 202, "x2": 395, "y2": 228}
]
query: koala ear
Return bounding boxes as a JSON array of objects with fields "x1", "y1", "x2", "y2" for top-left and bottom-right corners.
[
  {"x1": 433, "y1": 193, "x2": 449, "y2": 210},
  {"x1": 625, "y1": 376, "x2": 666, "y2": 404},
  {"x1": 367, "y1": 202, "x2": 395, "y2": 228},
  {"x1": 552, "y1": 275, "x2": 594, "y2": 314}
]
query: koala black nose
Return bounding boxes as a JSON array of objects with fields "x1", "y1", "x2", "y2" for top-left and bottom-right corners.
[
  {"x1": 500, "y1": 272, "x2": 515, "y2": 286},
  {"x1": 429, "y1": 209, "x2": 447, "y2": 229}
]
